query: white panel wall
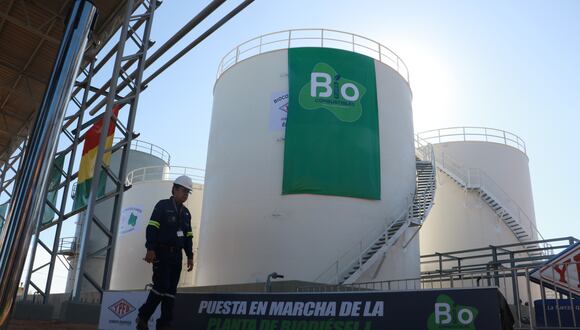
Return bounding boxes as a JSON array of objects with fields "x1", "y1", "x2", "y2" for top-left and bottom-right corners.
[
  {"x1": 109, "y1": 179, "x2": 203, "y2": 290},
  {"x1": 196, "y1": 49, "x2": 416, "y2": 286}
]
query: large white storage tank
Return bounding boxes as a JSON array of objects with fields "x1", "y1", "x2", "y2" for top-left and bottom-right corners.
[
  {"x1": 65, "y1": 140, "x2": 171, "y2": 293},
  {"x1": 109, "y1": 166, "x2": 204, "y2": 290},
  {"x1": 419, "y1": 127, "x2": 540, "y2": 258},
  {"x1": 196, "y1": 29, "x2": 419, "y2": 286}
]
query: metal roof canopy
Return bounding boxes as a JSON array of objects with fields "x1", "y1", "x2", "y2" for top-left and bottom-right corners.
[{"x1": 0, "y1": 0, "x2": 135, "y2": 164}]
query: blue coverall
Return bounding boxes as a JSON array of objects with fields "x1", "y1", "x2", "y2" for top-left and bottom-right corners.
[{"x1": 137, "y1": 196, "x2": 194, "y2": 327}]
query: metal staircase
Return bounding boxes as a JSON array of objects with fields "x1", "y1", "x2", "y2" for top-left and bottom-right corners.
[
  {"x1": 340, "y1": 155, "x2": 436, "y2": 284},
  {"x1": 434, "y1": 156, "x2": 543, "y2": 255}
]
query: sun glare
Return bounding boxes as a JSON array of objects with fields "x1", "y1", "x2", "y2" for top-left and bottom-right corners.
[{"x1": 398, "y1": 45, "x2": 456, "y2": 133}]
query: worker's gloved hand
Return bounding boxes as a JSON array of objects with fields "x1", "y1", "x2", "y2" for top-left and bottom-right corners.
[
  {"x1": 187, "y1": 258, "x2": 194, "y2": 271},
  {"x1": 144, "y1": 250, "x2": 156, "y2": 263}
]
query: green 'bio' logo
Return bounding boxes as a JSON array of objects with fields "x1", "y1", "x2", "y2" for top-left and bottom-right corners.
[
  {"x1": 427, "y1": 294, "x2": 478, "y2": 330},
  {"x1": 298, "y1": 62, "x2": 366, "y2": 122}
]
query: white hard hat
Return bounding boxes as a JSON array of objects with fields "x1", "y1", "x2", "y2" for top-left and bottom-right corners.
[{"x1": 173, "y1": 175, "x2": 193, "y2": 191}]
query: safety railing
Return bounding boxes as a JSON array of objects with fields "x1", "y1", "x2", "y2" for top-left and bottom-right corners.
[
  {"x1": 419, "y1": 133, "x2": 542, "y2": 247},
  {"x1": 468, "y1": 168, "x2": 542, "y2": 241},
  {"x1": 57, "y1": 237, "x2": 77, "y2": 256},
  {"x1": 420, "y1": 237, "x2": 576, "y2": 274},
  {"x1": 417, "y1": 127, "x2": 527, "y2": 155},
  {"x1": 414, "y1": 136, "x2": 437, "y2": 225},
  {"x1": 309, "y1": 263, "x2": 580, "y2": 329},
  {"x1": 113, "y1": 137, "x2": 171, "y2": 165},
  {"x1": 126, "y1": 166, "x2": 205, "y2": 187},
  {"x1": 316, "y1": 138, "x2": 436, "y2": 284},
  {"x1": 300, "y1": 256, "x2": 580, "y2": 329},
  {"x1": 217, "y1": 29, "x2": 410, "y2": 83},
  {"x1": 433, "y1": 148, "x2": 545, "y2": 246},
  {"x1": 314, "y1": 205, "x2": 411, "y2": 284},
  {"x1": 415, "y1": 135, "x2": 435, "y2": 164}
]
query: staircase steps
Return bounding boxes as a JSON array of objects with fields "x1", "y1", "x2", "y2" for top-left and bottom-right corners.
[
  {"x1": 340, "y1": 158, "x2": 436, "y2": 284},
  {"x1": 436, "y1": 162, "x2": 541, "y2": 257}
]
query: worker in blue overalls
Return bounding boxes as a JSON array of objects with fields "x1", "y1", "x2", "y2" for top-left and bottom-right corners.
[{"x1": 136, "y1": 175, "x2": 194, "y2": 330}]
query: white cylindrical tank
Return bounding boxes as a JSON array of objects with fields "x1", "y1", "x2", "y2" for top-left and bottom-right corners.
[
  {"x1": 66, "y1": 140, "x2": 170, "y2": 293},
  {"x1": 109, "y1": 166, "x2": 204, "y2": 290},
  {"x1": 419, "y1": 127, "x2": 539, "y2": 257},
  {"x1": 196, "y1": 30, "x2": 418, "y2": 286}
]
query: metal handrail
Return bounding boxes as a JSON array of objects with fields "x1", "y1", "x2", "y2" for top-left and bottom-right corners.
[
  {"x1": 113, "y1": 138, "x2": 171, "y2": 165},
  {"x1": 417, "y1": 127, "x2": 527, "y2": 155},
  {"x1": 216, "y1": 28, "x2": 410, "y2": 83},
  {"x1": 431, "y1": 147, "x2": 546, "y2": 248},
  {"x1": 314, "y1": 207, "x2": 409, "y2": 284},
  {"x1": 58, "y1": 237, "x2": 77, "y2": 255},
  {"x1": 414, "y1": 137, "x2": 437, "y2": 225},
  {"x1": 126, "y1": 166, "x2": 205, "y2": 186},
  {"x1": 420, "y1": 237, "x2": 576, "y2": 267},
  {"x1": 299, "y1": 259, "x2": 580, "y2": 328},
  {"x1": 315, "y1": 140, "x2": 437, "y2": 284}
]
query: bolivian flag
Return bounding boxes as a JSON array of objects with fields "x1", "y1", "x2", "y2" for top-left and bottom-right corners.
[{"x1": 73, "y1": 105, "x2": 121, "y2": 210}]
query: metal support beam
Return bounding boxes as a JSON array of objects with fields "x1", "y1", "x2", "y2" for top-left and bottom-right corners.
[
  {"x1": 71, "y1": 0, "x2": 157, "y2": 300},
  {"x1": 19, "y1": 0, "x2": 254, "y2": 307},
  {"x1": 0, "y1": 1, "x2": 97, "y2": 325}
]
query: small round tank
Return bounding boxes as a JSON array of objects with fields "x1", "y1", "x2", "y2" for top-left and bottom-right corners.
[
  {"x1": 65, "y1": 140, "x2": 170, "y2": 293},
  {"x1": 419, "y1": 127, "x2": 538, "y2": 256},
  {"x1": 418, "y1": 127, "x2": 540, "y2": 304},
  {"x1": 109, "y1": 166, "x2": 204, "y2": 290}
]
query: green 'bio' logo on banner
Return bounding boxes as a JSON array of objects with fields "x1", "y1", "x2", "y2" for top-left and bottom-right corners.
[
  {"x1": 427, "y1": 294, "x2": 479, "y2": 330},
  {"x1": 298, "y1": 62, "x2": 366, "y2": 122},
  {"x1": 284, "y1": 47, "x2": 380, "y2": 200}
]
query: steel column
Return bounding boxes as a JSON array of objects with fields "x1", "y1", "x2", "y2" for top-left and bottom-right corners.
[
  {"x1": 70, "y1": 0, "x2": 161, "y2": 300},
  {"x1": 0, "y1": 0, "x2": 97, "y2": 325},
  {"x1": 102, "y1": 0, "x2": 157, "y2": 291}
]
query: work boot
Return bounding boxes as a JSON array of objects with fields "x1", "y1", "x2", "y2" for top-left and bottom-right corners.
[{"x1": 136, "y1": 316, "x2": 149, "y2": 330}]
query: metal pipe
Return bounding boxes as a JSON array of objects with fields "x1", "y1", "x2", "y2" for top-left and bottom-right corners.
[
  {"x1": 102, "y1": 0, "x2": 157, "y2": 291},
  {"x1": 87, "y1": 0, "x2": 252, "y2": 118},
  {"x1": 142, "y1": 0, "x2": 255, "y2": 87},
  {"x1": 70, "y1": 0, "x2": 135, "y2": 300},
  {"x1": 43, "y1": 58, "x2": 98, "y2": 303},
  {"x1": 0, "y1": 0, "x2": 97, "y2": 325},
  {"x1": 85, "y1": 0, "x2": 227, "y2": 117}
]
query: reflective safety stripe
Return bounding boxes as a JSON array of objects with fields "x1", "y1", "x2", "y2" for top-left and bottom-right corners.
[
  {"x1": 186, "y1": 231, "x2": 193, "y2": 237},
  {"x1": 150, "y1": 288, "x2": 163, "y2": 296},
  {"x1": 148, "y1": 220, "x2": 160, "y2": 229},
  {"x1": 150, "y1": 287, "x2": 175, "y2": 299}
]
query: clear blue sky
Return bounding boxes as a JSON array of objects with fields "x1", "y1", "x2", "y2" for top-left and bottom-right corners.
[{"x1": 135, "y1": 1, "x2": 580, "y2": 241}]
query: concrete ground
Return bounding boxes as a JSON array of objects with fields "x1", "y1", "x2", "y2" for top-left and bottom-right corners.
[{"x1": 6, "y1": 320, "x2": 97, "y2": 329}]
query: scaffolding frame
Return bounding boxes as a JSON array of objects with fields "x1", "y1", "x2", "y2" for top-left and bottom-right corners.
[
  {"x1": 17, "y1": 0, "x2": 157, "y2": 302},
  {"x1": 0, "y1": 0, "x2": 255, "y2": 306}
]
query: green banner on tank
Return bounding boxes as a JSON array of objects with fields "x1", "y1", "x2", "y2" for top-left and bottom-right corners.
[{"x1": 283, "y1": 48, "x2": 381, "y2": 200}]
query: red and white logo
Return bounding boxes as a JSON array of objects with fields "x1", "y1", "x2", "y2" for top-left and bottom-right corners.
[
  {"x1": 108, "y1": 298, "x2": 136, "y2": 319},
  {"x1": 530, "y1": 243, "x2": 580, "y2": 296}
]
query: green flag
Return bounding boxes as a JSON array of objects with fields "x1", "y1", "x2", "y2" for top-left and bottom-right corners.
[{"x1": 283, "y1": 48, "x2": 381, "y2": 200}]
